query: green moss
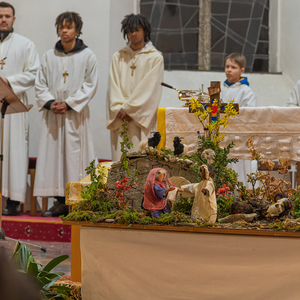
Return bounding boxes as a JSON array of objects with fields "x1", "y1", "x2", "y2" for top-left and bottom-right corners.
[
  {"x1": 269, "y1": 222, "x2": 285, "y2": 230},
  {"x1": 173, "y1": 195, "x2": 193, "y2": 215}
]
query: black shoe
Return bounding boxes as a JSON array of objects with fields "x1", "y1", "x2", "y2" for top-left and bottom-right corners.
[
  {"x1": 42, "y1": 201, "x2": 68, "y2": 217},
  {"x1": 2, "y1": 206, "x2": 19, "y2": 216}
]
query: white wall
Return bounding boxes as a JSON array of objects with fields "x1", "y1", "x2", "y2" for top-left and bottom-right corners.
[
  {"x1": 278, "y1": 0, "x2": 300, "y2": 83},
  {"x1": 161, "y1": 71, "x2": 294, "y2": 108},
  {"x1": 7, "y1": 0, "x2": 298, "y2": 162}
]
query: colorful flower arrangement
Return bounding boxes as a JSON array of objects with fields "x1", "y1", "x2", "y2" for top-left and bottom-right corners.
[
  {"x1": 216, "y1": 184, "x2": 231, "y2": 198},
  {"x1": 189, "y1": 97, "x2": 238, "y2": 145}
]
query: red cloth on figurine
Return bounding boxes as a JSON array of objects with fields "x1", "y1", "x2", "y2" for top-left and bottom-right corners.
[{"x1": 143, "y1": 168, "x2": 174, "y2": 211}]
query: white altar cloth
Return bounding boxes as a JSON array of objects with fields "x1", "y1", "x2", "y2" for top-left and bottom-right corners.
[{"x1": 162, "y1": 107, "x2": 300, "y2": 161}]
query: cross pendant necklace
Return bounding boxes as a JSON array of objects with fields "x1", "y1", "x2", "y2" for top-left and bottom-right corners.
[
  {"x1": 62, "y1": 56, "x2": 69, "y2": 83},
  {"x1": 130, "y1": 63, "x2": 136, "y2": 76},
  {"x1": 0, "y1": 57, "x2": 6, "y2": 70},
  {"x1": 63, "y1": 71, "x2": 69, "y2": 83},
  {"x1": 130, "y1": 52, "x2": 141, "y2": 76}
]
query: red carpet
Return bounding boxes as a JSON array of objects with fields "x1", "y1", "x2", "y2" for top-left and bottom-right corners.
[{"x1": 1, "y1": 213, "x2": 71, "y2": 242}]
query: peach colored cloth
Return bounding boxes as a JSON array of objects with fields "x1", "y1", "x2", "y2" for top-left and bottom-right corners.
[
  {"x1": 163, "y1": 107, "x2": 300, "y2": 161},
  {"x1": 81, "y1": 226, "x2": 300, "y2": 300}
]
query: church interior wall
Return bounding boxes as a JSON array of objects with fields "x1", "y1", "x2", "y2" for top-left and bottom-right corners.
[
  {"x1": 6, "y1": 0, "x2": 300, "y2": 162},
  {"x1": 161, "y1": 71, "x2": 294, "y2": 108},
  {"x1": 277, "y1": 0, "x2": 300, "y2": 83}
]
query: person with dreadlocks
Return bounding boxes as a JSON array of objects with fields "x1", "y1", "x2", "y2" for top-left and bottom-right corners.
[
  {"x1": 106, "y1": 14, "x2": 164, "y2": 161},
  {"x1": 34, "y1": 11, "x2": 98, "y2": 217}
]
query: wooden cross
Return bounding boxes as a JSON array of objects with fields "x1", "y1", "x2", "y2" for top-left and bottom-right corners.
[
  {"x1": 190, "y1": 81, "x2": 239, "y2": 137},
  {"x1": 130, "y1": 63, "x2": 136, "y2": 76},
  {"x1": 63, "y1": 71, "x2": 69, "y2": 83},
  {"x1": 0, "y1": 57, "x2": 7, "y2": 70}
]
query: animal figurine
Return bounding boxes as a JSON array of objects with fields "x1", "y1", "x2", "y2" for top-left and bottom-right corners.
[
  {"x1": 173, "y1": 136, "x2": 187, "y2": 156},
  {"x1": 266, "y1": 198, "x2": 294, "y2": 219},
  {"x1": 139, "y1": 132, "x2": 161, "y2": 152},
  {"x1": 148, "y1": 132, "x2": 161, "y2": 148}
]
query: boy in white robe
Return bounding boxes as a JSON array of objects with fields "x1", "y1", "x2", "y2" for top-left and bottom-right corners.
[
  {"x1": 220, "y1": 53, "x2": 257, "y2": 189},
  {"x1": 106, "y1": 14, "x2": 164, "y2": 161},
  {"x1": 287, "y1": 80, "x2": 300, "y2": 106},
  {"x1": 34, "y1": 12, "x2": 98, "y2": 217},
  {"x1": 0, "y1": 2, "x2": 40, "y2": 215}
]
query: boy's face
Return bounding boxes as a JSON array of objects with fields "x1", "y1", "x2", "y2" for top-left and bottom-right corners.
[
  {"x1": 225, "y1": 59, "x2": 245, "y2": 84},
  {"x1": 58, "y1": 20, "x2": 79, "y2": 43},
  {"x1": 127, "y1": 25, "x2": 145, "y2": 47}
]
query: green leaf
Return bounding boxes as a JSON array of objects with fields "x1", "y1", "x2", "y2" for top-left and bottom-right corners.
[
  {"x1": 42, "y1": 275, "x2": 60, "y2": 290},
  {"x1": 42, "y1": 255, "x2": 69, "y2": 273},
  {"x1": 27, "y1": 256, "x2": 39, "y2": 277}
]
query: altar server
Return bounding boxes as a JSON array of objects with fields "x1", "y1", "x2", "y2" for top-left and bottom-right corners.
[
  {"x1": 0, "y1": 2, "x2": 39, "y2": 215},
  {"x1": 221, "y1": 53, "x2": 257, "y2": 106},
  {"x1": 34, "y1": 11, "x2": 98, "y2": 217},
  {"x1": 106, "y1": 14, "x2": 164, "y2": 161},
  {"x1": 221, "y1": 53, "x2": 257, "y2": 189}
]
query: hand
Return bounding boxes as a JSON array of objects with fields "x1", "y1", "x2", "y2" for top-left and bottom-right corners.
[
  {"x1": 117, "y1": 109, "x2": 132, "y2": 122},
  {"x1": 178, "y1": 188, "x2": 184, "y2": 192},
  {"x1": 168, "y1": 186, "x2": 176, "y2": 192},
  {"x1": 50, "y1": 101, "x2": 68, "y2": 114},
  {"x1": 1, "y1": 77, "x2": 8, "y2": 85}
]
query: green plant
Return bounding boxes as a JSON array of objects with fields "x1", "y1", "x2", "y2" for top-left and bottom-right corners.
[
  {"x1": 11, "y1": 241, "x2": 71, "y2": 299},
  {"x1": 173, "y1": 195, "x2": 193, "y2": 215},
  {"x1": 119, "y1": 120, "x2": 133, "y2": 176},
  {"x1": 190, "y1": 135, "x2": 239, "y2": 190},
  {"x1": 293, "y1": 190, "x2": 300, "y2": 219},
  {"x1": 217, "y1": 194, "x2": 235, "y2": 218},
  {"x1": 81, "y1": 161, "x2": 116, "y2": 211}
]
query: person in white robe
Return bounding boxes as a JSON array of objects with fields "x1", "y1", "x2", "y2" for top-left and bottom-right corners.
[
  {"x1": 287, "y1": 79, "x2": 300, "y2": 106},
  {"x1": 180, "y1": 165, "x2": 217, "y2": 223},
  {"x1": 106, "y1": 14, "x2": 164, "y2": 161},
  {"x1": 0, "y1": 2, "x2": 39, "y2": 215},
  {"x1": 34, "y1": 12, "x2": 98, "y2": 217},
  {"x1": 220, "y1": 53, "x2": 257, "y2": 189}
]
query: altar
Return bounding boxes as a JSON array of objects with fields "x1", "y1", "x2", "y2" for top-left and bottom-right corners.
[
  {"x1": 65, "y1": 106, "x2": 300, "y2": 297},
  {"x1": 65, "y1": 221, "x2": 300, "y2": 300},
  {"x1": 157, "y1": 106, "x2": 300, "y2": 184}
]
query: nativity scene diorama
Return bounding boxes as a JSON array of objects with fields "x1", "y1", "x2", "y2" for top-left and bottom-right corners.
[{"x1": 63, "y1": 81, "x2": 300, "y2": 232}]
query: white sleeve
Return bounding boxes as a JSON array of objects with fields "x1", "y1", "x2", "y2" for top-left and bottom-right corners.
[{"x1": 7, "y1": 41, "x2": 40, "y2": 96}]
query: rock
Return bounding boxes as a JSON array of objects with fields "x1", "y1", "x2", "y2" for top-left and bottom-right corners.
[
  {"x1": 105, "y1": 219, "x2": 115, "y2": 223},
  {"x1": 218, "y1": 213, "x2": 257, "y2": 223},
  {"x1": 230, "y1": 201, "x2": 254, "y2": 214}
]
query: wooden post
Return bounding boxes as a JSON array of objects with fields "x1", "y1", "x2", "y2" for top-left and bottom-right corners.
[{"x1": 71, "y1": 225, "x2": 81, "y2": 282}]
